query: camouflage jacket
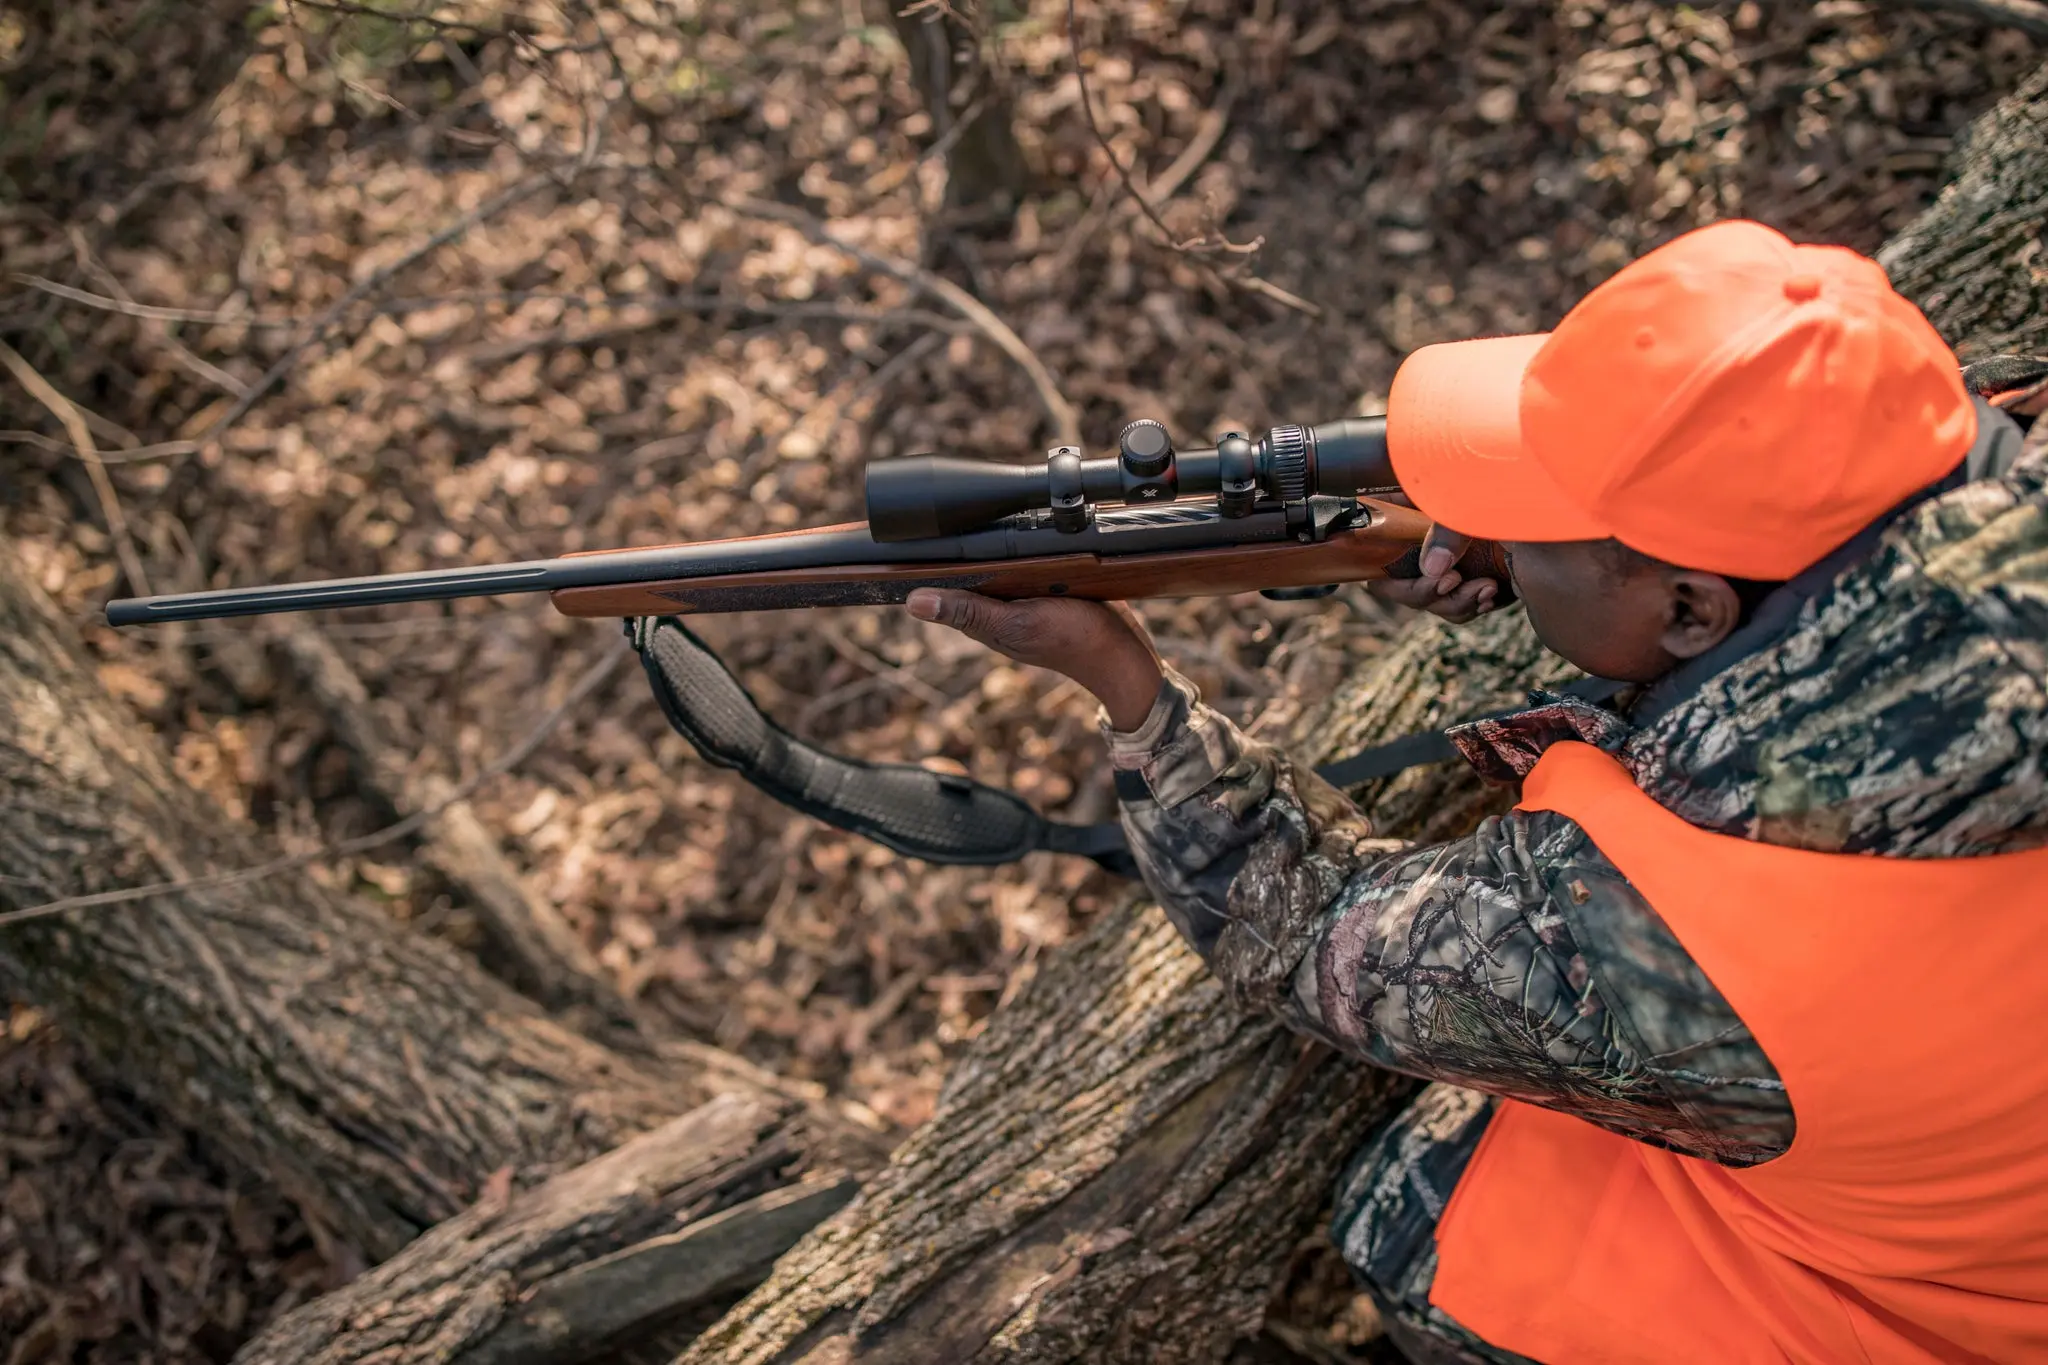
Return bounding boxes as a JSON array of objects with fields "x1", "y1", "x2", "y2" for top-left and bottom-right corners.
[{"x1": 1108, "y1": 394, "x2": 2048, "y2": 1167}]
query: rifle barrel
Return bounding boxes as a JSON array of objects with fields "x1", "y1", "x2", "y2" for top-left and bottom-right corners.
[{"x1": 104, "y1": 525, "x2": 887, "y2": 625}]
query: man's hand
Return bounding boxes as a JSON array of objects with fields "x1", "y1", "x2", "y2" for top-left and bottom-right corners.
[
  {"x1": 906, "y1": 589, "x2": 1165, "y2": 732},
  {"x1": 1365, "y1": 510, "x2": 1501, "y2": 625}
]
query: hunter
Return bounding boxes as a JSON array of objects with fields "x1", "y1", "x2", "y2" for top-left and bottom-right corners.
[{"x1": 903, "y1": 220, "x2": 2048, "y2": 1363}]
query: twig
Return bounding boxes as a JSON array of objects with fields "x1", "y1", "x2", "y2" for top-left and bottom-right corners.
[
  {"x1": 816, "y1": 620, "x2": 951, "y2": 709},
  {"x1": 10, "y1": 278, "x2": 981, "y2": 342},
  {"x1": 66, "y1": 233, "x2": 253, "y2": 398},
  {"x1": 1892, "y1": 0, "x2": 2048, "y2": 38},
  {"x1": 278, "y1": 622, "x2": 643, "y2": 1031},
  {"x1": 792, "y1": 674, "x2": 895, "y2": 737},
  {"x1": 1060, "y1": 3, "x2": 1320, "y2": 317},
  {"x1": 460, "y1": 298, "x2": 971, "y2": 364},
  {"x1": 197, "y1": 166, "x2": 565, "y2": 454},
  {"x1": 0, "y1": 340, "x2": 152, "y2": 598},
  {"x1": 0, "y1": 647, "x2": 625, "y2": 929},
  {"x1": 1044, "y1": 88, "x2": 1232, "y2": 292},
  {"x1": 93, "y1": 439, "x2": 202, "y2": 464},
  {"x1": 841, "y1": 330, "x2": 947, "y2": 420},
  {"x1": 1145, "y1": 92, "x2": 1236, "y2": 208},
  {"x1": 4, "y1": 430, "x2": 196, "y2": 464},
  {"x1": 1237, "y1": 276, "x2": 1323, "y2": 316},
  {"x1": 1065, "y1": 0, "x2": 1256, "y2": 258},
  {"x1": 0, "y1": 429, "x2": 68, "y2": 456},
  {"x1": 9, "y1": 275, "x2": 295, "y2": 327},
  {"x1": 731, "y1": 197, "x2": 1081, "y2": 446},
  {"x1": 277, "y1": 0, "x2": 560, "y2": 45}
]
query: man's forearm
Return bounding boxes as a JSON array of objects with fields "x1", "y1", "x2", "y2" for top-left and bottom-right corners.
[
  {"x1": 1104, "y1": 675, "x2": 1794, "y2": 1165},
  {"x1": 1104, "y1": 669, "x2": 1390, "y2": 1018}
]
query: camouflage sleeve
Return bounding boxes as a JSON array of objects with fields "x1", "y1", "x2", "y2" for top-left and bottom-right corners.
[{"x1": 1105, "y1": 671, "x2": 1792, "y2": 1166}]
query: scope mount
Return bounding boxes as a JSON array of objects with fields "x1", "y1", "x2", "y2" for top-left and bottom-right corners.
[{"x1": 862, "y1": 415, "x2": 1392, "y2": 544}]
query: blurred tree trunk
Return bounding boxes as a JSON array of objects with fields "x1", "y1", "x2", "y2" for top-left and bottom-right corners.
[
  {"x1": 670, "y1": 62, "x2": 2048, "y2": 1365},
  {"x1": 1880, "y1": 57, "x2": 2048, "y2": 358},
  {"x1": 877, "y1": 0, "x2": 1027, "y2": 213},
  {"x1": 0, "y1": 552, "x2": 877, "y2": 1283}
]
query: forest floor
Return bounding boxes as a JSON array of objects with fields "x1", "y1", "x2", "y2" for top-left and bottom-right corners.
[{"x1": 0, "y1": 0, "x2": 2039, "y2": 1359}]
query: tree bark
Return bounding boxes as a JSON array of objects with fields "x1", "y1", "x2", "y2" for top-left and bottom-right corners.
[
  {"x1": 0, "y1": 554, "x2": 829, "y2": 1269},
  {"x1": 671, "y1": 59, "x2": 2048, "y2": 1365},
  {"x1": 233, "y1": 1092, "x2": 860, "y2": 1365},
  {"x1": 1881, "y1": 60, "x2": 2048, "y2": 359},
  {"x1": 876, "y1": 0, "x2": 1027, "y2": 213}
]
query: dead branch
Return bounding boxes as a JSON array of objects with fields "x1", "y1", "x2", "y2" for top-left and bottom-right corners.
[
  {"x1": 231, "y1": 1093, "x2": 862, "y2": 1365},
  {"x1": 9, "y1": 274, "x2": 296, "y2": 327},
  {"x1": 1062, "y1": 4, "x2": 1320, "y2": 318},
  {"x1": 730, "y1": 196, "x2": 1083, "y2": 447},
  {"x1": 1892, "y1": 0, "x2": 2048, "y2": 38},
  {"x1": 0, "y1": 339, "x2": 152, "y2": 599},
  {"x1": 275, "y1": 621, "x2": 643, "y2": 1035},
  {"x1": 460, "y1": 298, "x2": 971, "y2": 365},
  {"x1": 0, "y1": 645, "x2": 626, "y2": 928},
  {"x1": 1064, "y1": 0, "x2": 1255, "y2": 259},
  {"x1": 197, "y1": 166, "x2": 566, "y2": 455},
  {"x1": 66, "y1": 233, "x2": 253, "y2": 398}
]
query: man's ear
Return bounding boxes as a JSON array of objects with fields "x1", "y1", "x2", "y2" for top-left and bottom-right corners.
[{"x1": 1661, "y1": 571, "x2": 1742, "y2": 660}]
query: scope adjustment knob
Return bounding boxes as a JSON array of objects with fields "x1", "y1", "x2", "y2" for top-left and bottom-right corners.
[
  {"x1": 1118, "y1": 419, "x2": 1175, "y2": 478},
  {"x1": 1264, "y1": 424, "x2": 1311, "y2": 503}
]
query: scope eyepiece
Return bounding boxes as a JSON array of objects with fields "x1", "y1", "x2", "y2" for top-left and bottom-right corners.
[{"x1": 863, "y1": 415, "x2": 1390, "y2": 543}]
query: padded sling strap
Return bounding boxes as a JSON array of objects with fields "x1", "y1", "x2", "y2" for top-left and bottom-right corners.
[{"x1": 632, "y1": 616, "x2": 1619, "y2": 878}]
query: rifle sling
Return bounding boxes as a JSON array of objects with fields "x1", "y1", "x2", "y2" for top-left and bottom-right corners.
[{"x1": 632, "y1": 616, "x2": 1620, "y2": 881}]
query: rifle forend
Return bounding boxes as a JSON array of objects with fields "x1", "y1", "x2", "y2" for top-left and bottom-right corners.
[{"x1": 104, "y1": 416, "x2": 1457, "y2": 627}]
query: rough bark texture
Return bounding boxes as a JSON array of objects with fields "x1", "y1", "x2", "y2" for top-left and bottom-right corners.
[
  {"x1": 1881, "y1": 60, "x2": 2048, "y2": 358},
  {"x1": 234, "y1": 1093, "x2": 859, "y2": 1365},
  {"x1": 0, "y1": 555, "x2": 719, "y2": 1266},
  {"x1": 673, "y1": 60, "x2": 2048, "y2": 1364},
  {"x1": 276, "y1": 621, "x2": 643, "y2": 1039},
  {"x1": 877, "y1": 0, "x2": 1027, "y2": 212}
]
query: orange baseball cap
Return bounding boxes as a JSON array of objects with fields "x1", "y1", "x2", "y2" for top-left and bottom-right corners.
[{"x1": 1386, "y1": 220, "x2": 1977, "y2": 579}]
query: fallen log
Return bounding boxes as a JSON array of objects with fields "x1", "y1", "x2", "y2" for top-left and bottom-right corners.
[
  {"x1": 0, "y1": 553, "x2": 882, "y2": 1285},
  {"x1": 233, "y1": 1092, "x2": 859, "y2": 1365}
]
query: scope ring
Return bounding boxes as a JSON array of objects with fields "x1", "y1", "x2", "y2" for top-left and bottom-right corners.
[{"x1": 1265, "y1": 425, "x2": 1311, "y2": 503}]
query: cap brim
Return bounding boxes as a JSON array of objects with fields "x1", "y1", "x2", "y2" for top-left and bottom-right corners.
[{"x1": 1386, "y1": 334, "x2": 1610, "y2": 544}]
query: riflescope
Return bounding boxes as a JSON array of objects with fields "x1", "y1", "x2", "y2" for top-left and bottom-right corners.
[{"x1": 863, "y1": 416, "x2": 1392, "y2": 543}]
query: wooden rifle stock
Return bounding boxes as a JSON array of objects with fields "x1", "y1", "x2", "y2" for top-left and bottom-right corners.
[{"x1": 549, "y1": 498, "x2": 1441, "y2": 617}]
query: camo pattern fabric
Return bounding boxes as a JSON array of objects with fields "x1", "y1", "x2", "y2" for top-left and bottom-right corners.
[{"x1": 1105, "y1": 407, "x2": 2048, "y2": 1363}]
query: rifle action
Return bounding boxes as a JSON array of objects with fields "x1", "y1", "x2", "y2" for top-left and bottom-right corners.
[{"x1": 103, "y1": 417, "x2": 1484, "y2": 626}]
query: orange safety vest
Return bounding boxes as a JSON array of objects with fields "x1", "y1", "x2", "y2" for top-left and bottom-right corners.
[{"x1": 1430, "y1": 741, "x2": 2048, "y2": 1364}]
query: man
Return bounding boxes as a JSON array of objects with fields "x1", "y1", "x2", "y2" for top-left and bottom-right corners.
[{"x1": 902, "y1": 220, "x2": 2048, "y2": 1363}]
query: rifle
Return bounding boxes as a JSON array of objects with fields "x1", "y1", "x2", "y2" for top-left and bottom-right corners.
[
  {"x1": 104, "y1": 416, "x2": 1530, "y2": 878},
  {"x1": 104, "y1": 418, "x2": 1471, "y2": 626}
]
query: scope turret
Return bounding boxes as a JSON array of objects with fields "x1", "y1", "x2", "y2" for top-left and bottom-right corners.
[{"x1": 863, "y1": 416, "x2": 1390, "y2": 543}]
